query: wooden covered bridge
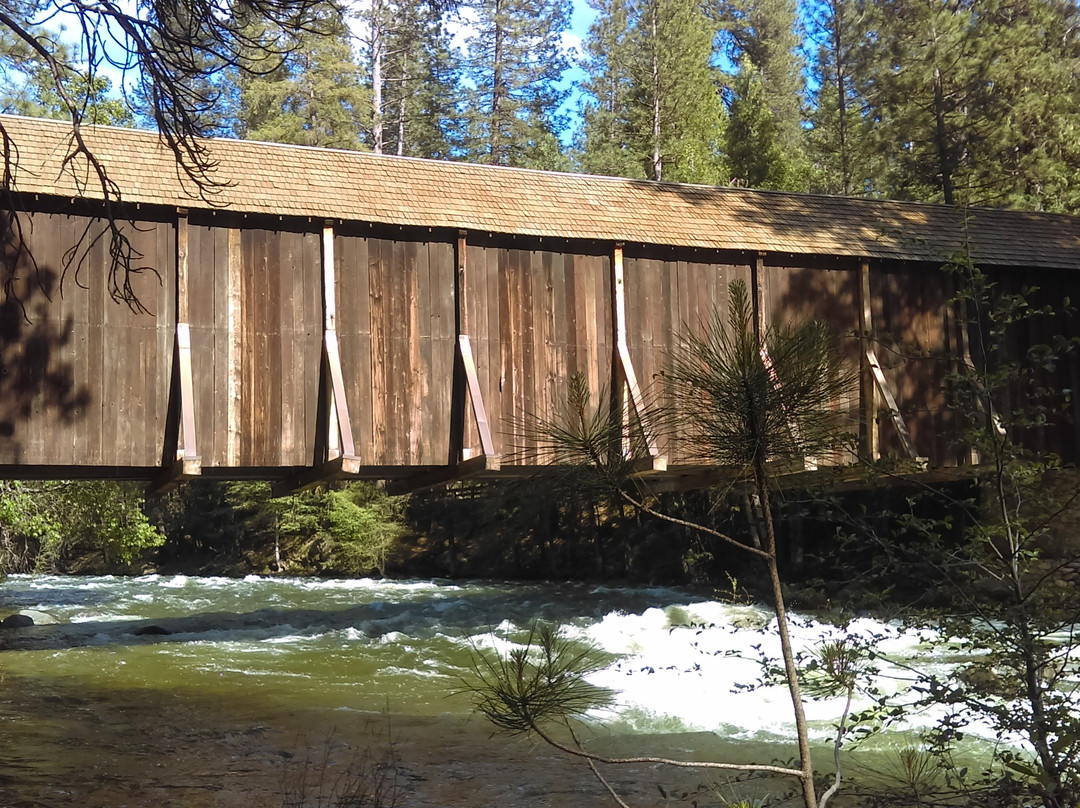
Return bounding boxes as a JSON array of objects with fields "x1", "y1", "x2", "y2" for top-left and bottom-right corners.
[{"x1": 2, "y1": 114, "x2": 1080, "y2": 492}]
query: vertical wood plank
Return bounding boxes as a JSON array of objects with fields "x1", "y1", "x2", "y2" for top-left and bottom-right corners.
[
  {"x1": 369, "y1": 237, "x2": 388, "y2": 463},
  {"x1": 858, "y1": 260, "x2": 879, "y2": 460},
  {"x1": 226, "y1": 226, "x2": 242, "y2": 466},
  {"x1": 429, "y1": 240, "x2": 455, "y2": 461},
  {"x1": 412, "y1": 240, "x2": 430, "y2": 463}
]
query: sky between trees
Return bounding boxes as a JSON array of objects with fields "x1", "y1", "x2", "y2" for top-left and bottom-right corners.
[{"x1": 2, "y1": 0, "x2": 1080, "y2": 213}]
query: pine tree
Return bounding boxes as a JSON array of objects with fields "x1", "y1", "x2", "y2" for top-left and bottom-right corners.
[
  {"x1": 805, "y1": 0, "x2": 871, "y2": 196},
  {"x1": 0, "y1": 29, "x2": 133, "y2": 126},
  {"x1": 459, "y1": 0, "x2": 572, "y2": 167},
  {"x1": 849, "y1": 0, "x2": 1080, "y2": 210},
  {"x1": 578, "y1": 0, "x2": 724, "y2": 183},
  {"x1": 577, "y1": 0, "x2": 639, "y2": 177},
  {"x1": 715, "y1": 0, "x2": 805, "y2": 178},
  {"x1": 725, "y1": 55, "x2": 792, "y2": 189},
  {"x1": 237, "y1": 2, "x2": 369, "y2": 150},
  {"x1": 379, "y1": 0, "x2": 467, "y2": 158}
]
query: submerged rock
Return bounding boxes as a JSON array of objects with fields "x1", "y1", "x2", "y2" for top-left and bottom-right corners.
[
  {"x1": 132, "y1": 624, "x2": 173, "y2": 636},
  {"x1": 19, "y1": 610, "x2": 58, "y2": 625}
]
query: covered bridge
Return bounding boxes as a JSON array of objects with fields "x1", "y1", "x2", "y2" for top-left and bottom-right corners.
[{"x1": 2, "y1": 114, "x2": 1080, "y2": 492}]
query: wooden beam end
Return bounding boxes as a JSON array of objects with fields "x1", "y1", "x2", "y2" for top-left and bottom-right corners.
[{"x1": 147, "y1": 456, "x2": 202, "y2": 496}]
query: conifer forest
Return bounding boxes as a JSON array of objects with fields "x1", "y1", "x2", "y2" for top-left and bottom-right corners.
[{"x1": 4, "y1": 0, "x2": 1080, "y2": 212}]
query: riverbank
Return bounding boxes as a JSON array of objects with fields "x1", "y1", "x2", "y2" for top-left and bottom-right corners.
[
  {"x1": 0, "y1": 575, "x2": 913, "y2": 807},
  {"x1": 0, "y1": 668, "x2": 795, "y2": 808}
]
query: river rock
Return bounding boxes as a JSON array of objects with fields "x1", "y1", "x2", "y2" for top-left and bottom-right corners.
[
  {"x1": 18, "y1": 610, "x2": 58, "y2": 625},
  {"x1": 3, "y1": 613, "x2": 34, "y2": 628},
  {"x1": 132, "y1": 624, "x2": 173, "y2": 636}
]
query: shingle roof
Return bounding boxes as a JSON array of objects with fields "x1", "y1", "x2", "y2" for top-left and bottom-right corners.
[{"x1": 5, "y1": 113, "x2": 1080, "y2": 269}]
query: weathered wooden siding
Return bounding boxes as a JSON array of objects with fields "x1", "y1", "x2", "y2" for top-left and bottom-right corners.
[
  {"x1": 186, "y1": 220, "x2": 321, "y2": 469},
  {"x1": 0, "y1": 211, "x2": 173, "y2": 468},
  {"x1": 335, "y1": 232, "x2": 456, "y2": 466},
  {"x1": 462, "y1": 243, "x2": 612, "y2": 465},
  {"x1": 623, "y1": 254, "x2": 754, "y2": 463},
  {"x1": 4, "y1": 198, "x2": 1079, "y2": 483}
]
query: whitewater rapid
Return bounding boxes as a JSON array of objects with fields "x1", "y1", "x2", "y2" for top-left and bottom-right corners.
[{"x1": 0, "y1": 574, "x2": 967, "y2": 744}]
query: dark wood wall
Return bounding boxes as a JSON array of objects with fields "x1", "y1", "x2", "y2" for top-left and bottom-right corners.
[
  {"x1": 335, "y1": 232, "x2": 456, "y2": 467},
  {"x1": 186, "y1": 220, "x2": 322, "y2": 469},
  {"x1": 463, "y1": 243, "x2": 613, "y2": 465},
  {"x1": 3, "y1": 201, "x2": 1076, "y2": 480},
  {"x1": 0, "y1": 211, "x2": 174, "y2": 469}
]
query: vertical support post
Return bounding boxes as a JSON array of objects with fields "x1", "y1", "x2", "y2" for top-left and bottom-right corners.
[
  {"x1": 226, "y1": 226, "x2": 243, "y2": 466},
  {"x1": 448, "y1": 232, "x2": 468, "y2": 464},
  {"x1": 323, "y1": 223, "x2": 340, "y2": 460},
  {"x1": 450, "y1": 230, "x2": 497, "y2": 467},
  {"x1": 752, "y1": 253, "x2": 767, "y2": 342},
  {"x1": 858, "y1": 260, "x2": 880, "y2": 461},
  {"x1": 612, "y1": 244, "x2": 631, "y2": 458},
  {"x1": 322, "y1": 222, "x2": 356, "y2": 462}
]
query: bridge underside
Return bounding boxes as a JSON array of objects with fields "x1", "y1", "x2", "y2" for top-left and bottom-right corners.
[{"x1": 3, "y1": 200, "x2": 1079, "y2": 493}]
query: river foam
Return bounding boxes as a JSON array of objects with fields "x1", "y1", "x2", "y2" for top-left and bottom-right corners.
[{"x1": 0, "y1": 574, "x2": 1001, "y2": 744}]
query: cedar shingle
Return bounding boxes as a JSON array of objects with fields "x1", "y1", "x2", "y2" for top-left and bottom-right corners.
[{"x1": 4, "y1": 114, "x2": 1080, "y2": 269}]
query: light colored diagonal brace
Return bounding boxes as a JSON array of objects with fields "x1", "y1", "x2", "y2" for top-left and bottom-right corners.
[
  {"x1": 322, "y1": 223, "x2": 358, "y2": 465},
  {"x1": 454, "y1": 231, "x2": 498, "y2": 469},
  {"x1": 865, "y1": 346, "x2": 918, "y2": 459},
  {"x1": 612, "y1": 245, "x2": 665, "y2": 471},
  {"x1": 459, "y1": 334, "x2": 497, "y2": 461},
  {"x1": 176, "y1": 322, "x2": 200, "y2": 469},
  {"x1": 858, "y1": 260, "x2": 919, "y2": 461},
  {"x1": 753, "y1": 255, "x2": 816, "y2": 471}
]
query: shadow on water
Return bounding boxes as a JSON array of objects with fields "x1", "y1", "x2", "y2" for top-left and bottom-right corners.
[{"x1": 0, "y1": 207, "x2": 91, "y2": 464}]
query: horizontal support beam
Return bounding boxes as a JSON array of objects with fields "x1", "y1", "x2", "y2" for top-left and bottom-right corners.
[
  {"x1": 147, "y1": 456, "x2": 202, "y2": 496},
  {"x1": 384, "y1": 455, "x2": 501, "y2": 496},
  {"x1": 270, "y1": 454, "x2": 362, "y2": 497}
]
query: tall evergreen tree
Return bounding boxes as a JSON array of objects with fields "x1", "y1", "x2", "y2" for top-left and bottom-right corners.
[
  {"x1": 725, "y1": 55, "x2": 792, "y2": 188},
  {"x1": 578, "y1": 0, "x2": 725, "y2": 182},
  {"x1": 237, "y1": 2, "x2": 369, "y2": 149},
  {"x1": 626, "y1": 0, "x2": 725, "y2": 182},
  {"x1": 714, "y1": 0, "x2": 805, "y2": 174},
  {"x1": 379, "y1": 0, "x2": 467, "y2": 158},
  {"x1": 804, "y1": 0, "x2": 870, "y2": 196},
  {"x1": 459, "y1": 0, "x2": 572, "y2": 167},
  {"x1": 850, "y1": 0, "x2": 1080, "y2": 210},
  {"x1": 577, "y1": 0, "x2": 639, "y2": 177}
]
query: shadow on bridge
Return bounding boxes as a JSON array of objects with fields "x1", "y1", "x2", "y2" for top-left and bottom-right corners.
[{"x1": 1, "y1": 209, "x2": 90, "y2": 464}]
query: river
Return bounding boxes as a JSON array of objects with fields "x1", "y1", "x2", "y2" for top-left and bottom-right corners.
[{"x1": 0, "y1": 575, "x2": 979, "y2": 807}]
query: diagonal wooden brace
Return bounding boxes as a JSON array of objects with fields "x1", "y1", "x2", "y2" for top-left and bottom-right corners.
[
  {"x1": 865, "y1": 346, "x2": 919, "y2": 460},
  {"x1": 458, "y1": 334, "x2": 498, "y2": 465},
  {"x1": 149, "y1": 322, "x2": 201, "y2": 494}
]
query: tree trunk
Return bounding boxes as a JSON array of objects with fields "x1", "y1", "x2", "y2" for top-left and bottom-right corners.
[
  {"x1": 371, "y1": 0, "x2": 385, "y2": 154},
  {"x1": 755, "y1": 462, "x2": 818, "y2": 808},
  {"x1": 932, "y1": 65, "x2": 954, "y2": 205},
  {"x1": 650, "y1": 4, "x2": 662, "y2": 181},
  {"x1": 490, "y1": 0, "x2": 505, "y2": 164},
  {"x1": 397, "y1": 50, "x2": 408, "y2": 156}
]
